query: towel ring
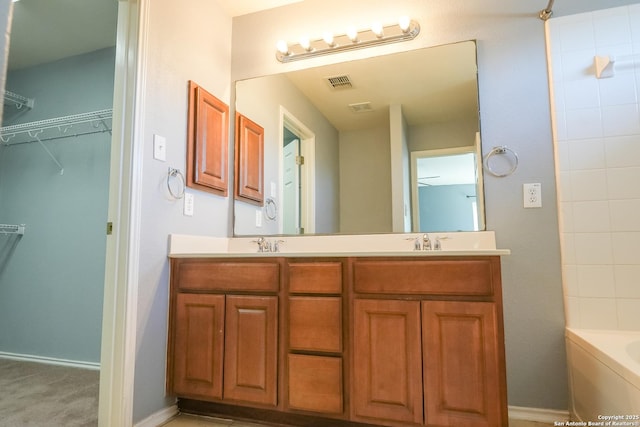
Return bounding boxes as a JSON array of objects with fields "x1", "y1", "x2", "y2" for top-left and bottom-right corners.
[
  {"x1": 167, "y1": 167, "x2": 186, "y2": 199},
  {"x1": 265, "y1": 197, "x2": 277, "y2": 220},
  {"x1": 483, "y1": 146, "x2": 519, "y2": 177}
]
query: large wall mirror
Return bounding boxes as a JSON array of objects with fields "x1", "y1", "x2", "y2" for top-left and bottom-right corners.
[{"x1": 234, "y1": 40, "x2": 483, "y2": 236}]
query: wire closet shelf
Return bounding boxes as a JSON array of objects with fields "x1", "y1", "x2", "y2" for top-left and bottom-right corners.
[
  {"x1": 0, "y1": 224, "x2": 25, "y2": 236},
  {"x1": 0, "y1": 109, "x2": 113, "y2": 146}
]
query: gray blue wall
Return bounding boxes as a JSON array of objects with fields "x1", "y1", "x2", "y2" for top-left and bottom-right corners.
[{"x1": 0, "y1": 47, "x2": 115, "y2": 363}]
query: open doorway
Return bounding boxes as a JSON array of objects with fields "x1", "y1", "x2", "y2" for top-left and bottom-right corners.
[
  {"x1": 410, "y1": 144, "x2": 484, "y2": 232},
  {"x1": 280, "y1": 107, "x2": 316, "y2": 234},
  {"x1": 0, "y1": 0, "x2": 118, "y2": 424}
]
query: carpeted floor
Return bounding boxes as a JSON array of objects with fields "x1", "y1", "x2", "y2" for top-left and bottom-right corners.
[{"x1": 0, "y1": 358, "x2": 99, "y2": 426}]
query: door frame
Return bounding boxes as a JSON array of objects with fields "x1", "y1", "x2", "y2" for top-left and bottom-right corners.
[
  {"x1": 279, "y1": 106, "x2": 315, "y2": 234},
  {"x1": 99, "y1": 0, "x2": 146, "y2": 425}
]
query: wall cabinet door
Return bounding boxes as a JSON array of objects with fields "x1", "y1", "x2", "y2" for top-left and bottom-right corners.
[
  {"x1": 187, "y1": 81, "x2": 229, "y2": 196},
  {"x1": 234, "y1": 113, "x2": 264, "y2": 204},
  {"x1": 173, "y1": 293, "x2": 225, "y2": 400},
  {"x1": 352, "y1": 299, "x2": 423, "y2": 425},
  {"x1": 224, "y1": 295, "x2": 278, "y2": 406},
  {"x1": 422, "y1": 301, "x2": 502, "y2": 427}
]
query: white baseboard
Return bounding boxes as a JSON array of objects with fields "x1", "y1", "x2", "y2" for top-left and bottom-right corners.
[
  {"x1": 509, "y1": 405, "x2": 570, "y2": 423},
  {"x1": 0, "y1": 351, "x2": 100, "y2": 370},
  {"x1": 134, "y1": 404, "x2": 178, "y2": 427}
]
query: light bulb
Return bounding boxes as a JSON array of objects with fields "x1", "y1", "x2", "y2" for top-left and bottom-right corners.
[
  {"x1": 323, "y1": 31, "x2": 336, "y2": 47},
  {"x1": 346, "y1": 26, "x2": 358, "y2": 43},
  {"x1": 398, "y1": 16, "x2": 411, "y2": 32},
  {"x1": 276, "y1": 40, "x2": 289, "y2": 55},
  {"x1": 371, "y1": 22, "x2": 384, "y2": 38},
  {"x1": 299, "y1": 36, "x2": 312, "y2": 51}
]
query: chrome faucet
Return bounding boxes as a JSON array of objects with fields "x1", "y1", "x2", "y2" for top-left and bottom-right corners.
[
  {"x1": 422, "y1": 234, "x2": 432, "y2": 250},
  {"x1": 252, "y1": 237, "x2": 284, "y2": 253}
]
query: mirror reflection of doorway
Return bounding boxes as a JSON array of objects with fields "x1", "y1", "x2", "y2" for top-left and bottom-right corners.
[
  {"x1": 411, "y1": 147, "x2": 483, "y2": 232},
  {"x1": 283, "y1": 131, "x2": 301, "y2": 234},
  {"x1": 280, "y1": 107, "x2": 316, "y2": 235}
]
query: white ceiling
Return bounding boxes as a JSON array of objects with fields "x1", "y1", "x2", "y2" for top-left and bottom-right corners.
[
  {"x1": 282, "y1": 41, "x2": 479, "y2": 131},
  {"x1": 7, "y1": 0, "x2": 298, "y2": 71}
]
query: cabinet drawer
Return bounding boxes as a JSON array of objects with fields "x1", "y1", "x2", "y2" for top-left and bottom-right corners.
[
  {"x1": 288, "y1": 262, "x2": 342, "y2": 294},
  {"x1": 353, "y1": 258, "x2": 497, "y2": 296},
  {"x1": 289, "y1": 297, "x2": 342, "y2": 353},
  {"x1": 288, "y1": 354, "x2": 343, "y2": 414},
  {"x1": 175, "y1": 260, "x2": 279, "y2": 292}
]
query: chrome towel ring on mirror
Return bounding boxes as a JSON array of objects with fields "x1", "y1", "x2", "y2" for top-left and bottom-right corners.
[
  {"x1": 167, "y1": 167, "x2": 186, "y2": 199},
  {"x1": 483, "y1": 146, "x2": 519, "y2": 177}
]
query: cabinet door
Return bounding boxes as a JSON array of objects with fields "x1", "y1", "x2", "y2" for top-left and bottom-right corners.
[
  {"x1": 224, "y1": 295, "x2": 278, "y2": 406},
  {"x1": 352, "y1": 299, "x2": 423, "y2": 425},
  {"x1": 234, "y1": 113, "x2": 264, "y2": 204},
  {"x1": 422, "y1": 301, "x2": 502, "y2": 427},
  {"x1": 173, "y1": 293, "x2": 225, "y2": 400},
  {"x1": 186, "y1": 81, "x2": 229, "y2": 196}
]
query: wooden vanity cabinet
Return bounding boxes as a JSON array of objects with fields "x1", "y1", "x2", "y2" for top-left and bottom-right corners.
[
  {"x1": 168, "y1": 259, "x2": 279, "y2": 408},
  {"x1": 351, "y1": 257, "x2": 508, "y2": 427},
  {"x1": 168, "y1": 256, "x2": 507, "y2": 427},
  {"x1": 285, "y1": 260, "x2": 345, "y2": 416}
]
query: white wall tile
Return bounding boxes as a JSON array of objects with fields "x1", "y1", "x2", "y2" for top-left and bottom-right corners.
[
  {"x1": 564, "y1": 78, "x2": 600, "y2": 109},
  {"x1": 554, "y1": 108, "x2": 568, "y2": 142},
  {"x1": 565, "y1": 108, "x2": 603, "y2": 140},
  {"x1": 572, "y1": 201, "x2": 610, "y2": 232},
  {"x1": 559, "y1": 16, "x2": 595, "y2": 52},
  {"x1": 609, "y1": 199, "x2": 640, "y2": 231},
  {"x1": 561, "y1": 232, "x2": 577, "y2": 265},
  {"x1": 574, "y1": 232, "x2": 613, "y2": 265},
  {"x1": 611, "y1": 231, "x2": 640, "y2": 264},
  {"x1": 559, "y1": 201, "x2": 574, "y2": 232},
  {"x1": 630, "y1": 4, "x2": 640, "y2": 44},
  {"x1": 576, "y1": 264, "x2": 616, "y2": 297},
  {"x1": 614, "y1": 265, "x2": 640, "y2": 298},
  {"x1": 579, "y1": 297, "x2": 618, "y2": 329},
  {"x1": 599, "y1": 72, "x2": 637, "y2": 106},
  {"x1": 562, "y1": 48, "x2": 598, "y2": 81},
  {"x1": 568, "y1": 138, "x2": 606, "y2": 170},
  {"x1": 607, "y1": 166, "x2": 640, "y2": 199},
  {"x1": 556, "y1": 141, "x2": 570, "y2": 172},
  {"x1": 563, "y1": 264, "x2": 579, "y2": 297},
  {"x1": 570, "y1": 169, "x2": 608, "y2": 201},
  {"x1": 604, "y1": 135, "x2": 640, "y2": 168},
  {"x1": 565, "y1": 296, "x2": 580, "y2": 327},
  {"x1": 602, "y1": 104, "x2": 640, "y2": 137},
  {"x1": 616, "y1": 299, "x2": 640, "y2": 330},
  {"x1": 594, "y1": 9, "x2": 632, "y2": 47}
]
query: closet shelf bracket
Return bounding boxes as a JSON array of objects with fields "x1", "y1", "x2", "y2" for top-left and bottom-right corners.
[{"x1": 3, "y1": 90, "x2": 34, "y2": 111}]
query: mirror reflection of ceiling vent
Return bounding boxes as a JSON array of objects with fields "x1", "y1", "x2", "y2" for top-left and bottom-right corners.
[
  {"x1": 348, "y1": 101, "x2": 374, "y2": 113},
  {"x1": 326, "y1": 75, "x2": 353, "y2": 89}
]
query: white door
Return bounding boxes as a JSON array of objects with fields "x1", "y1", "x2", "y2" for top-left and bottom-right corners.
[{"x1": 283, "y1": 139, "x2": 300, "y2": 234}]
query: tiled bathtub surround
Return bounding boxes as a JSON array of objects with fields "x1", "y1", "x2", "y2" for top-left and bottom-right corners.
[{"x1": 546, "y1": 5, "x2": 640, "y2": 330}]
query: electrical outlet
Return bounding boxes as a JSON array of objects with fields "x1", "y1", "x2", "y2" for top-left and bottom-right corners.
[{"x1": 523, "y1": 183, "x2": 542, "y2": 208}]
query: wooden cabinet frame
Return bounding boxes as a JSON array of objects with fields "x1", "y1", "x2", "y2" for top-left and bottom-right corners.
[
  {"x1": 234, "y1": 112, "x2": 264, "y2": 205},
  {"x1": 186, "y1": 80, "x2": 229, "y2": 196}
]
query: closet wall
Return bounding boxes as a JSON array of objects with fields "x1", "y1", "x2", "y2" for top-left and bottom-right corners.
[{"x1": 0, "y1": 47, "x2": 115, "y2": 364}]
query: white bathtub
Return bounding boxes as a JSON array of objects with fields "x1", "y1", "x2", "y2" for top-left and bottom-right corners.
[{"x1": 566, "y1": 328, "x2": 640, "y2": 422}]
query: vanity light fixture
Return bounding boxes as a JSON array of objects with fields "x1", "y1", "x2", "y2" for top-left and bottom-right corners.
[{"x1": 275, "y1": 17, "x2": 420, "y2": 63}]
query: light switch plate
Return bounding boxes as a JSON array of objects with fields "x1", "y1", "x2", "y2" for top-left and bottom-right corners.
[
  {"x1": 153, "y1": 134, "x2": 166, "y2": 161},
  {"x1": 256, "y1": 210, "x2": 263, "y2": 227},
  {"x1": 183, "y1": 193, "x2": 194, "y2": 216}
]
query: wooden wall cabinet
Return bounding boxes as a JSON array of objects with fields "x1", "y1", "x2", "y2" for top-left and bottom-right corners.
[
  {"x1": 186, "y1": 81, "x2": 229, "y2": 196},
  {"x1": 234, "y1": 113, "x2": 264, "y2": 205}
]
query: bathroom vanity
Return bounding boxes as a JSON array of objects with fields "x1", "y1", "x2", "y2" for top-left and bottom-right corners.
[{"x1": 166, "y1": 235, "x2": 509, "y2": 427}]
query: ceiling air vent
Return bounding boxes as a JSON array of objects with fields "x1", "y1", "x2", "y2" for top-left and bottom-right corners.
[
  {"x1": 348, "y1": 102, "x2": 374, "y2": 113},
  {"x1": 326, "y1": 75, "x2": 353, "y2": 90}
]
